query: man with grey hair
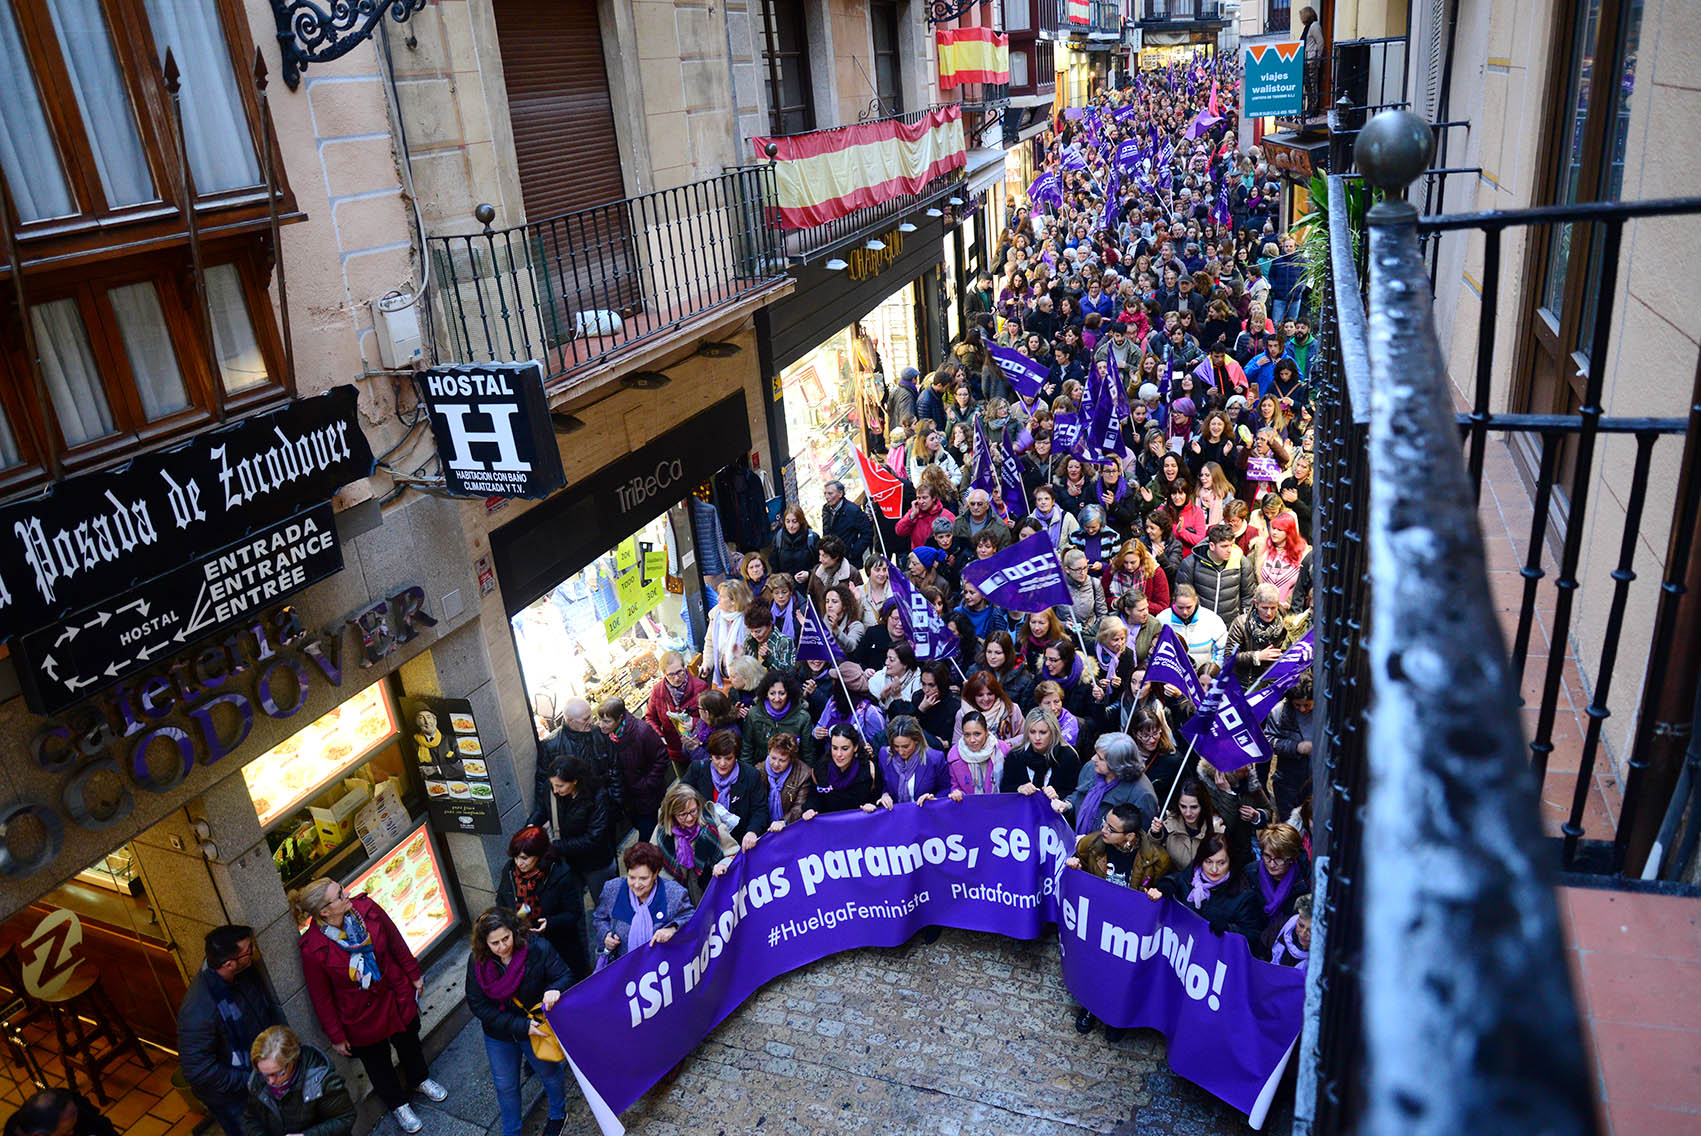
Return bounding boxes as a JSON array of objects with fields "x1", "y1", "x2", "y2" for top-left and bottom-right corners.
[
  {"x1": 1226, "y1": 582, "x2": 1290, "y2": 683},
  {"x1": 949, "y1": 486, "x2": 1011, "y2": 557},
  {"x1": 533, "y1": 696, "x2": 626, "y2": 819}
]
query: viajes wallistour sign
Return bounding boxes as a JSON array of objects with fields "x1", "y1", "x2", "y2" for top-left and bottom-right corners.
[{"x1": 1242, "y1": 43, "x2": 1304, "y2": 118}]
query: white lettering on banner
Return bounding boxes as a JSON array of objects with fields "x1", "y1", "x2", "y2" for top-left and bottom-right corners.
[
  {"x1": 14, "y1": 492, "x2": 159, "y2": 607},
  {"x1": 615, "y1": 458, "x2": 685, "y2": 514},
  {"x1": 973, "y1": 553, "x2": 1054, "y2": 596},
  {"x1": 1063, "y1": 894, "x2": 1232, "y2": 1012},
  {"x1": 434, "y1": 403, "x2": 529, "y2": 474}
]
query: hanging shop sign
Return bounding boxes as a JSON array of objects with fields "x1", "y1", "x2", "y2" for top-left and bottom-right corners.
[
  {"x1": 1242, "y1": 43, "x2": 1304, "y2": 118},
  {"x1": 7, "y1": 590, "x2": 440, "y2": 880},
  {"x1": 1261, "y1": 133, "x2": 1324, "y2": 179},
  {"x1": 604, "y1": 546, "x2": 669, "y2": 643},
  {"x1": 415, "y1": 362, "x2": 568, "y2": 500},
  {"x1": 14, "y1": 504, "x2": 343, "y2": 716},
  {"x1": 401, "y1": 695, "x2": 502, "y2": 835},
  {"x1": 0, "y1": 387, "x2": 373, "y2": 641}
]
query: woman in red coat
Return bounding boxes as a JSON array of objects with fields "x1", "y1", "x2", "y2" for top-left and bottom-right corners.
[{"x1": 291, "y1": 878, "x2": 445, "y2": 1134}]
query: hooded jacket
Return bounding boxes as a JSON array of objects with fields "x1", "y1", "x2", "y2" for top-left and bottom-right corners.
[{"x1": 1178, "y1": 544, "x2": 1256, "y2": 619}]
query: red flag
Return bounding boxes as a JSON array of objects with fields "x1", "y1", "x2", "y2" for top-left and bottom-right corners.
[{"x1": 855, "y1": 447, "x2": 905, "y2": 519}]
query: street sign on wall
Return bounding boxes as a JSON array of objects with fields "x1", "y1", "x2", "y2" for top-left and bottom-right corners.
[
  {"x1": 1243, "y1": 43, "x2": 1304, "y2": 117},
  {"x1": 414, "y1": 362, "x2": 567, "y2": 499},
  {"x1": 13, "y1": 503, "x2": 343, "y2": 714}
]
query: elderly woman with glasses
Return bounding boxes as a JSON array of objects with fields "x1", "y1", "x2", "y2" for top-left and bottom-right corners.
[
  {"x1": 243, "y1": 1025, "x2": 356, "y2": 1136},
  {"x1": 1064, "y1": 731, "x2": 1162, "y2": 837}
]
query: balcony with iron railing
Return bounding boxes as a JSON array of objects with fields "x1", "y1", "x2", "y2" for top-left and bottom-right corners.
[
  {"x1": 1136, "y1": 0, "x2": 1225, "y2": 25},
  {"x1": 425, "y1": 166, "x2": 787, "y2": 388},
  {"x1": 1300, "y1": 109, "x2": 1701, "y2": 1134},
  {"x1": 757, "y1": 107, "x2": 969, "y2": 262}
]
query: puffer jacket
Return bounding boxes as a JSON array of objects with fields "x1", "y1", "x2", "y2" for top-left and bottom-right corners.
[
  {"x1": 1178, "y1": 545, "x2": 1255, "y2": 619},
  {"x1": 241, "y1": 1044, "x2": 355, "y2": 1136}
]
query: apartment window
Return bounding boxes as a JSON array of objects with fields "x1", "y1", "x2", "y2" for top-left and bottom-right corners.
[
  {"x1": 871, "y1": 0, "x2": 902, "y2": 114},
  {"x1": 760, "y1": 0, "x2": 815, "y2": 134},
  {"x1": 1005, "y1": 0, "x2": 1030, "y2": 31},
  {"x1": 1010, "y1": 48, "x2": 1029, "y2": 88},
  {"x1": 0, "y1": 0, "x2": 289, "y2": 491}
]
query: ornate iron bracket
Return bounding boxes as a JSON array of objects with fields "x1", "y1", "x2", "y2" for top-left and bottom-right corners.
[
  {"x1": 927, "y1": 0, "x2": 993, "y2": 25},
  {"x1": 272, "y1": 0, "x2": 428, "y2": 89}
]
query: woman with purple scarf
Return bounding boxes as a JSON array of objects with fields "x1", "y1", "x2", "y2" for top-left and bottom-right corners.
[
  {"x1": 654, "y1": 781, "x2": 741, "y2": 901},
  {"x1": 1267, "y1": 892, "x2": 1313, "y2": 969},
  {"x1": 1143, "y1": 832, "x2": 1264, "y2": 941},
  {"x1": 683, "y1": 729, "x2": 771, "y2": 852},
  {"x1": 464, "y1": 908, "x2": 572, "y2": 1136},
  {"x1": 1065, "y1": 732, "x2": 1160, "y2": 836},
  {"x1": 1249, "y1": 822, "x2": 1311, "y2": 953},
  {"x1": 803, "y1": 724, "x2": 883, "y2": 816},
  {"x1": 874, "y1": 716, "x2": 951, "y2": 808}
]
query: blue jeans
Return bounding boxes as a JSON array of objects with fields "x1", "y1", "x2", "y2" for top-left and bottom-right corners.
[
  {"x1": 485, "y1": 1031, "x2": 567, "y2": 1136},
  {"x1": 1271, "y1": 296, "x2": 1293, "y2": 325}
]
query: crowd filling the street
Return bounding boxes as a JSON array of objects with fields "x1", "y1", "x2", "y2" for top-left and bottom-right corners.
[{"x1": 4, "y1": 47, "x2": 1326, "y2": 1136}]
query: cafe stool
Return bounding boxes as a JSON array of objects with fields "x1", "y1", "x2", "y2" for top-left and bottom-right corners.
[
  {"x1": 0, "y1": 950, "x2": 151, "y2": 1105},
  {"x1": 0, "y1": 998, "x2": 46, "y2": 1090}
]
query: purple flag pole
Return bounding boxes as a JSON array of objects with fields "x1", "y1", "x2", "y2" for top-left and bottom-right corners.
[{"x1": 802, "y1": 597, "x2": 860, "y2": 718}]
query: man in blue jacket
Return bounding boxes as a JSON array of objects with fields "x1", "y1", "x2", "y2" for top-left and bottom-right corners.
[
  {"x1": 177, "y1": 925, "x2": 284, "y2": 1136},
  {"x1": 1247, "y1": 332, "x2": 1286, "y2": 396}
]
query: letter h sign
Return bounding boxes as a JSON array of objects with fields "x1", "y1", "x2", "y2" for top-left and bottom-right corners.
[{"x1": 415, "y1": 363, "x2": 566, "y2": 500}]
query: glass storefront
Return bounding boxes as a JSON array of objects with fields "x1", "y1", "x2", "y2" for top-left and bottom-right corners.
[
  {"x1": 509, "y1": 511, "x2": 690, "y2": 732},
  {"x1": 779, "y1": 279, "x2": 921, "y2": 518}
]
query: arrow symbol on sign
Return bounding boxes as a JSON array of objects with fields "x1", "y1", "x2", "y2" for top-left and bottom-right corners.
[
  {"x1": 66, "y1": 677, "x2": 95, "y2": 692},
  {"x1": 104, "y1": 658, "x2": 130, "y2": 678},
  {"x1": 42, "y1": 655, "x2": 58, "y2": 681},
  {"x1": 174, "y1": 583, "x2": 215, "y2": 643},
  {"x1": 83, "y1": 611, "x2": 111, "y2": 630},
  {"x1": 116, "y1": 598, "x2": 150, "y2": 618},
  {"x1": 134, "y1": 640, "x2": 170, "y2": 663},
  {"x1": 54, "y1": 626, "x2": 79, "y2": 647}
]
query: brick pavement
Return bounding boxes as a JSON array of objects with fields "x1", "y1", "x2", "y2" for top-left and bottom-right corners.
[{"x1": 535, "y1": 927, "x2": 1292, "y2": 1136}]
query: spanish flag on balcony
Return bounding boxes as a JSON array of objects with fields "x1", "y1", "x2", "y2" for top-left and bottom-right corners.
[
  {"x1": 937, "y1": 27, "x2": 1010, "y2": 88},
  {"x1": 753, "y1": 106, "x2": 968, "y2": 229},
  {"x1": 1068, "y1": 0, "x2": 1091, "y2": 23}
]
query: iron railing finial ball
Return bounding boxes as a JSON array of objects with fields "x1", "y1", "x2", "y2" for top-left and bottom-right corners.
[{"x1": 1353, "y1": 109, "x2": 1434, "y2": 198}]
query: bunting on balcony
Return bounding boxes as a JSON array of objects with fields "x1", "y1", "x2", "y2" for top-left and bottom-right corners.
[
  {"x1": 936, "y1": 27, "x2": 1009, "y2": 87},
  {"x1": 754, "y1": 106, "x2": 968, "y2": 229},
  {"x1": 1068, "y1": 0, "x2": 1091, "y2": 23}
]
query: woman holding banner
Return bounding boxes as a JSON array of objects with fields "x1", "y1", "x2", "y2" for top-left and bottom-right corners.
[
  {"x1": 804, "y1": 725, "x2": 883, "y2": 815},
  {"x1": 592, "y1": 843, "x2": 695, "y2": 964},
  {"x1": 1000, "y1": 708, "x2": 1081, "y2": 805},
  {"x1": 1144, "y1": 833, "x2": 1264, "y2": 942},
  {"x1": 1066, "y1": 732, "x2": 1161, "y2": 835},
  {"x1": 655, "y1": 782, "x2": 741, "y2": 901},
  {"x1": 761, "y1": 733, "x2": 817, "y2": 831},
  {"x1": 874, "y1": 716, "x2": 951, "y2": 807},
  {"x1": 946, "y1": 711, "x2": 1008, "y2": 799}
]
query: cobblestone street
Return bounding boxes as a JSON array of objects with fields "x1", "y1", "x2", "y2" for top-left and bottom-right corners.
[{"x1": 549, "y1": 928, "x2": 1294, "y2": 1136}]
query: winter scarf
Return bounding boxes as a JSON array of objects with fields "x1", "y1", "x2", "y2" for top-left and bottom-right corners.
[
  {"x1": 320, "y1": 911, "x2": 380, "y2": 990},
  {"x1": 475, "y1": 940, "x2": 530, "y2": 1001},
  {"x1": 1186, "y1": 865, "x2": 1231, "y2": 909}
]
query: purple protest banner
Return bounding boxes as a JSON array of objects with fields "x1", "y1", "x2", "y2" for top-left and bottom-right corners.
[
  {"x1": 1062, "y1": 148, "x2": 1088, "y2": 172},
  {"x1": 995, "y1": 433, "x2": 1029, "y2": 522},
  {"x1": 1027, "y1": 170, "x2": 1062, "y2": 210},
  {"x1": 1144, "y1": 623, "x2": 1206, "y2": 707},
  {"x1": 1245, "y1": 455, "x2": 1282, "y2": 482},
  {"x1": 1178, "y1": 670, "x2": 1274, "y2": 772},
  {"x1": 988, "y1": 343, "x2": 1048, "y2": 403},
  {"x1": 1051, "y1": 412, "x2": 1083, "y2": 454},
  {"x1": 886, "y1": 556, "x2": 960, "y2": 660},
  {"x1": 1058, "y1": 868, "x2": 1303, "y2": 1124},
  {"x1": 796, "y1": 597, "x2": 846, "y2": 664},
  {"x1": 549, "y1": 795, "x2": 1300, "y2": 1134},
  {"x1": 961, "y1": 530, "x2": 1072, "y2": 613},
  {"x1": 1244, "y1": 631, "x2": 1315, "y2": 719}
]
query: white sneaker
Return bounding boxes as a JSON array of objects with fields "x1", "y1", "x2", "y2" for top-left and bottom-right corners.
[
  {"x1": 417, "y1": 1078, "x2": 448, "y2": 1102},
  {"x1": 394, "y1": 1103, "x2": 424, "y2": 1133}
]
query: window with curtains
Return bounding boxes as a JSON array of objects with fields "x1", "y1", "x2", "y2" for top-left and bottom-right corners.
[{"x1": 0, "y1": 0, "x2": 291, "y2": 494}]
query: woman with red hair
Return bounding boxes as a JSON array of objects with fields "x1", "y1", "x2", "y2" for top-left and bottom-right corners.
[
  {"x1": 495, "y1": 826, "x2": 587, "y2": 980},
  {"x1": 1258, "y1": 511, "x2": 1310, "y2": 607}
]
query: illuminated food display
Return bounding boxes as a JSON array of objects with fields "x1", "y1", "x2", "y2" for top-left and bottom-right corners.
[
  {"x1": 245, "y1": 684, "x2": 399, "y2": 828},
  {"x1": 345, "y1": 823, "x2": 455, "y2": 957}
]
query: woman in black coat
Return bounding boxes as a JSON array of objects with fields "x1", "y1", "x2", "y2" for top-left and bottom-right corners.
[
  {"x1": 1000, "y1": 707, "x2": 1082, "y2": 805},
  {"x1": 494, "y1": 826, "x2": 587, "y2": 980},
  {"x1": 465, "y1": 908, "x2": 573, "y2": 1136},
  {"x1": 532, "y1": 754, "x2": 621, "y2": 901},
  {"x1": 772, "y1": 505, "x2": 820, "y2": 581},
  {"x1": 682, "y1": 728, "x2": 771, "y2": 850},
  {"x1": 1145, "y1": 832, "x2": 1265, "y2": 943},
  {"x1": 804, "y1": 725, "x2": 883, "y2": 815}
]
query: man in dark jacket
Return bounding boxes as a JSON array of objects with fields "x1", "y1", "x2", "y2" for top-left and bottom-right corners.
[
  {"x1": 887, "y1": 366, "x2": 919, "y2": 429},
  {"x1": 1262, "y1": 675, "x2": 1316, "y2": 820},
  {"x1": 820, "y1": 479, "x2": 873, "y2": 563},
  {"x1": 1178, "y1": 524, "x2": 1256, "y2": 619},
  {"x1": 915, "y1": 370, "x2": 950, "y2": 431},
  {"x1": 598, "y1": 697, "x2": 672, "y2": 842},
  {"x1": 535, "y1": 698, "x2": 626, "y2": 817},
  {"x1": 177, "y1": 925, "x2": 284, "y2": 1136}
]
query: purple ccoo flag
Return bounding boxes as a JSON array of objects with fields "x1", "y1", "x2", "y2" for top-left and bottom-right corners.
[
  {"x1": 988, "y1": 343, "x2": 1049, "y2": 403},
  {"x1": 1050, "y1": 412, "x2": 1083, "y2": 455},
  {"x1": 1027, "y1": 170, "x2": 1063, "y2": 210},
  {"x1": 1243, "y1": 631, "x2": 1315, "y2": 721},
  {"x1": 961, "y1": 531, "x2": 1073, "y2": 613},
  {"x1": 1144, "y1": 624, "x2": 1206, "y2": 708},
  {"x1": 970, "y1": 415, "x2": 998, "y2": 498},
  {"x1": 1178, "y1": 671, "x2": 1274, "y2": 773},
  {"x1": 796, "y1": 598, "x2": 846, "y2": 665},
  {"x1": 995, "y1": 433, "x2": 1029, "y2": 522},
  {"x1": 886, "y1": 558, "x2": 960, "y2": 661}
]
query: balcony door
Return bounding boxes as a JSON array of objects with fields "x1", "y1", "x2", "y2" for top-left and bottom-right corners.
[
  {"x1": 1514, "y1": 0, "x2": 1643, "y2": 500},
  {"x1": 492, "y1": 0, "x2": 641, "y2": 342}
]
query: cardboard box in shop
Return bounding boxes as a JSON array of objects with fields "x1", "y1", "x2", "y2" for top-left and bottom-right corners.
[{"x1": 312, "y1": 783, "x2": 372, "y2": 850}]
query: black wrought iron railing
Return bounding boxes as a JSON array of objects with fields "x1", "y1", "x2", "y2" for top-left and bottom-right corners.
[
  {"x1": 1293, "y1": 109, "x2": 1701, "y2": 1133},
  {"x1": 426, "y1": 166, "x2": 784, "y2": 386},
  {"x1": 1092, "y1": 0, "x2": 1120, "y2": 32},
  {"x1": 760, "y1": 107, "x2": 967, "y2": 261}
]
